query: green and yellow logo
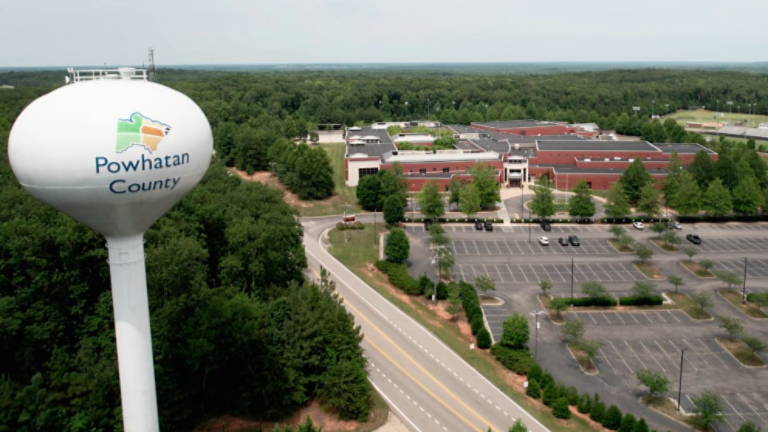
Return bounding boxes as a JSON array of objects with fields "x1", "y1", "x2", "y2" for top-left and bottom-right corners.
[{"x1": 116, "y1": 112, "x2": 171, "y2": 153}]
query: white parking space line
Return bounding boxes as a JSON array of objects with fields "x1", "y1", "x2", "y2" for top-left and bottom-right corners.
[
  {"x1": 695, "y1": 338, "x2": 732, "y2": 369},
  {"x1": 612, "y1": 311, "x2": 625, "y2": 324},
  {"x1": 736, "y1": 393, "x2": 768, "y2": 425},
  {"x1": 654, "y1": 340, "x2": 679, "y2": 368},
  {"x1": 682, "y1": 339, "x2": 711, "y2": 367},
  {"x1": 639, "y1": 340, "x2": 666, "y2": 371},
  {"x1": 607, "y1": 341, "x2": 634, "y2": 373},
  {"x1": 597, "y1": 347, "x2": 619, "y2": 374},
  {"x1": 624, "y1": 340, "x2": 650, "y2": 370}
]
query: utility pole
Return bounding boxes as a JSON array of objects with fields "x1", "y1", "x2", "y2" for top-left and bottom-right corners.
[
  {"x1": 677, "y1": 348, "x2": 686, "y2": 412},
  {"x1": 373, "y1": 208, "x2": 377, "y2": 246},
  {"x1": 570, "y1": 258, "x2": 575, "y2": 305},
  {"x1": 743, "y1": 257, "x2": 748, "y2": 304},
  {"x1": 530, "y1": 310, "x2": 544, "y2": 361},
  {"x1": 341, "y1": 204, "x2": 351, "y2": 243}
]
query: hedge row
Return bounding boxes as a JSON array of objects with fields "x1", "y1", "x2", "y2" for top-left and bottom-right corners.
[
  {"x1": 618, "y1": 295, "x2": 663, "y2": 306},
  {"x1": 374, "y1": 260, "x2": 420, "y2": 295},
  {"x1": 564, "y1": 297, "x2": 618, "y2": 307},
  {"x1": 678, "y1": 214, "x2": 768, "y2": 223},
  {"x1": 403, "y1": 217, "x2": 504, "y2": 224},
  {"x1": 490, "y1": 345, "x2": 535, "y2": 375},
  {"x1": 335, "y1": 221, "x2": 365, "y2": 230},
  {"x1": 510, "y1": 217, "x2": 670, "y2": 225},
  {"x1": 747, "y1": 292, "x2": 768, "y2": 303}
]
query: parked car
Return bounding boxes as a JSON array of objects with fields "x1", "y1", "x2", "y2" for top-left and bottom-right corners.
[
  {"x1": 484, "y1": 221, "x2": 493, "y2": 231},
  {"x1": 558, "y1": 237, "x2": 569, "y2": 246},
  {"x1": 633, "y1": 221, "x2": 645, "y2": 230},
  {"x1": 686, "y1": 234, "x2": 702, "y2": 245},
  {"x1": 670, "y1": 221, "x2": 682, "y2": 230},
  {"x1": 540, "y1": 220, "x2": 551, "y2": 231},
  {"x1": 475, "y1": 221, "x2": 483, "y2": 231},
  {"x1": 539, "y1": 236, "x2": 550, "y2": 246},
  {"x1": 568, "y1": 235, "x2": 581, "y2": 246}
]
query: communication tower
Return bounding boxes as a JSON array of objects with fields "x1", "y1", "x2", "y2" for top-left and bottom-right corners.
[
  {"x1": 148, "y1": 47, "x2": 156, "y2": 82},
  {"x1": 8, "y1": 67, "x2": 213, "y2": 432}
]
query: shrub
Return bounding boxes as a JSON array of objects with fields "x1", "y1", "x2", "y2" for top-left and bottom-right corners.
[
  {"x1": 565, "y1": 385, "x2": 579, "y2": 406},
  {"x1": 418, "y1": 275, "x2": 434, "y2": 297},
  {"x1": 590, "y1": 400, "x2": 606, "y2": 423},
  {"x1": 435, "y1": 281, "x2": 448, "y2": 300},
  {"x1": 476, "y1": 328, "x2": 491, "y2": 349},
  {"x1": 618, "y1": 413, "x2": 636, "y2": 432},
  {"x1": 501, "y1": 313, "x2": 530, "y2": 349},
  {"x1": 553, "y1": 398, "x2": 572, "y2": 419},
  {"x1": 542, "y1": 382, "x2": 558, "y2": 407},
  {"x1": 565, "y1": 297, "x2": 618, "y2": 307},
  {"x1": 577, "y1": 393, "x2": 592, "y2": 414},
  {"x1": 747, "y1": 292, "x2": 768, "y2": 303},
  {"x1": 385, "y1": 227, "x2": 410, "y2": 263},
  {"x1": 632, "y1": 418, "x2": 649, "y2": 432},
  {"x1": 603, "y1": 405, "x2": 623, "y2": 430},
  {"x1": 527, "y1": 364, "x2": 543, "y2": 383},
  {"x1": 539, "y1": 370, "x2": 554, "y2": 389},
  {"x1": 375, "y1": 260, "x2": 419, "y2": 295},
  {"x1": 619, "y1": 295, "x2": 663, "y2": 306},
  {"x1": 471, "y1": 315, "x2": 484, "y2": 335},
  {"x1": 490, "y1": 345, "x2": 535, "y2": 375},
  {"x1": 526, "y1": 379, "x2": 541, "y2": 399}
]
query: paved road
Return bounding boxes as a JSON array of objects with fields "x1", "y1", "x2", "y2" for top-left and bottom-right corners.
[{"x1": 302, "y1": 215, "x2": 550, "y2": 432}]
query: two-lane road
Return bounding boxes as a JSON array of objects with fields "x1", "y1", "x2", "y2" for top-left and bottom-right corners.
[{"x1": 302, "y1": 216, "x2": 549, "y2": 432}]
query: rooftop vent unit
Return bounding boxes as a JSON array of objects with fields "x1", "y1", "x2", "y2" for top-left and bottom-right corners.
[
  {"x1": 614, "y1": 157, "x2": 621, "y2": 160},
  {"x1": 348, "y1": 126, "x2": 362, "y2": 131}
]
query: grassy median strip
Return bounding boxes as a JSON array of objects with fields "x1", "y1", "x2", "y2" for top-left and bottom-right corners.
[
  {"x1": 650, "y1": 239, "x2": 678, "y2": 252},
  {"x1": 633, "y1": 263, "x2": 665, "y2": 280},
  {"x1": 679, "y1": 261, "x2": 714, "y2": 278},
  {"x1": 607, "y1": 239, "x2": 633, "y2": 253},
  {"x1": 327, "y1": 224, "x2": 595, "y2": 432},
  {"x1": 665, "y1": 292, "x2": 712, "y2": 320},
  {"x1": 718, "y1": 290, "x2": 768, "y2": 319},
  {"x1": 716, "y1": 337, "x2": 767, "y2": 367}
]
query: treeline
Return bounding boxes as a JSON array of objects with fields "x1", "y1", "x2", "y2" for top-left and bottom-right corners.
[
  {"x1": 267, "y1": 140, "x2": 334, "y2": 199},
  {"x1": 0, "y1": 90, "x2": 370, "y2": 430}
]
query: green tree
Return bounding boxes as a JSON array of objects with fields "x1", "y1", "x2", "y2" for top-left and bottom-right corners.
[
  {"x1": 699, "y1": 259, "x2": 715, "y2": 274},
  {"x1": 716, "y1": 153, "x2": 740, "y2": 190},
  {"x1": 609, "y1": 225, "x2": 626, "y2": 240},
  {"x1": 538, "y1": 279, "x2": 553, "y2": 296},
  {"x1": 501, "y1": 313, "x2": 530, "y2": 349},
  {"x1": 635, "y1": 369, "x2": 670, "y2": 398},
  {"x1": 632, "y1": 418, "x2": 649, "y2": 432},
  {"x1": 385, "y1": 228, "x2": 410, "y2": 263},
  {"x1": 691, "y1": 289, "x2": 714, "y2": 314},
  {"x1": 576, "y1": 339, "x2": 603, "y2": 366},
  {"x1": 356, "y1": 174, "x2": 381, "y2": 210},
  {"x1": 419, "y1": 181, "x2": 445, "y2": 222},
  {"x1": 476, "y1": 328, "x2": 492, "y2": 349},
  {"x1": 661, "y1": 230, "x2": 681, "y2": 248},
  {"x1": 468, "y1": 162, "x2": 501, "y2": 209},
  {"x1": 459, "y1": 183, "x2": 482, "y2": 219},
  {"x1": 531, "y1": 177, "x2": 556, "y2": 219},
  {"x1": 651, "y1": 222, "x2": 666, "y2": 239},
  {"x1": 569, "y1": 179, "x2": 596, "y2": 218},
  {"x1": 681, "y1": 246, "x2": 698, "y2": 262},
  {"x1": 669, "y1": 172, "x2": 702, "y2": 216},
  {"x1": 714, "y1": 270, "x2": 742, "y2": 291},
  {"x1": 509, "y1": 419, "x2": 528, "y2": 432},
  {"x1": 741, "y1": 336, "x2": 767, "y2": 361},
  {"x1": 582, "y1": 281, "x2": 610, "y2": 300},
  {"x1": 474, "y1": 275, "x2": 496, "y2": 293},
  {"x1": 637, "y1": 183, "x2": 662, "y2": 217},
  {"x1": 553, "y1": 398, "x2": 571, "y2": 419},
  {"x1": 562, "y1": 318, "x2": 585, "y2": 342},
  {"x1": 732, "y1": 176, "x2": 764, "y2": 216},
  {"x1": 577, "y1": 393, "x2": 592, "y2": 414},
  {"x1": 383, "y1": 194, "x2": 405, "y2": 225},
  {"x1": 632, "y1": 281, "x2": 657, "y2": 300},
  {"x1": 691, "y1": 392, "x2": 724, "y2": 431},
  {"x1": 633, "y1": 243, "x2": 654, "y2": 264},
  {"x1": 717, "y1": 315, "x2": 744, "y2": 339},
  {"x1": 668, "y1": 275, "x2": 685, "y2": 293},
  {"x1": 618, "y1": 413, "x2": 636, "y2": 432},
  {"x1": 551, "y1": 298, "x2": 569, "y2": 319},
  {"x1": 526, "y1": 379, "x2": 541, "y2": 398},
  {"x1": 736, "y1": 422, "x2": 761, "y2": 432},
  {"x1": 619, "y1": 158, "x2": 653, "y2": 204},
  {"x1": 603, "y1": 405, "x2": 623, "y2": 430},
  {"x1": 590, "y1": 398, "x2": 607, "y2": 424},
  {"x1": 605, "y1": 182, "x2": 631, "y2": 218},
  {"x1": 688, "y1": 150, "x2": 716, "y2": 189},
  {"x1": 448, "y1": 176, "x2": 467, "y2": 208},
  {"x1": 703, "y1": 178, "x2": 733, "y2": 217},
  {"x1": 435, "y1": 248, "x2": 455, "y2": 280},
  {"x1": 429, "y1": 223, "x2": 449, "y2": 247}
]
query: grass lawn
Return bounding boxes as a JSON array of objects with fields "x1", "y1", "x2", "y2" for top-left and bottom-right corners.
[
  {"x1": 680, "y1": 261, "x2": 714, "y2": 278},
  {"x1": 650, "y1": 239, "x2": 679, "y2": 252},
  {"x1": 608, "y1": 239, "x2": 633, "y2": 253},
  {"x1": 298, "y1": 143, "x2": 363, "y2": 217},
  {"x1": 666, "y1": 292, "x2": 712, "y2": 320},
  {"x1": 641, "y1": 397, "x2": 690, "y2": 423},
  {"x1": 327, "y1": 226, "x2": 596, "y2": 432},
  {"x1": 717, "y1": 337, "x2": 767, "y2": 367},
  {"x1": 634, "y1": 263, "x2": 665, "y2": 280},
  {"x1": 718, "y1": 290, "x2": 768, "y2": 319},
  {"x1": 664, "y1": 109, "x2": 768, "y2": 128},
  {"x1": 567, "y1": 343, "x2": 598, "y2": 374}
]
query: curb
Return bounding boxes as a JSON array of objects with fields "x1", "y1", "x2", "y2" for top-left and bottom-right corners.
[
  {"x1": 716, "y1": 290, "x2": 768, "y2": 321},
  {"x1": 715, "y1": 337, "x2": 768, "y2": 369},
  {"x1": 633, "y1": 263, "x2": 667, "y2": 281},
  {"x1": 678, "y1": 261, "x2": 715, "y2": 279},
  {"x1": 566, "y1": 344, "x2": 599, "y2": 376}
]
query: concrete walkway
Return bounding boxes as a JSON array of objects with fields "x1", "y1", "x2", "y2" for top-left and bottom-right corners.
[{"x1": 374, "y1": 413, "x2": 412, "y2": 432}]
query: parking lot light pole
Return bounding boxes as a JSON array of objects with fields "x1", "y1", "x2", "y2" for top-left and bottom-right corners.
[
  {"x1": 529, "y1": 310, "x2": 544, "y2": 361},
  {"x1": 570, "y1": 258, "x2": 575, "y2": 305},
  {"x1": 743, "y1": 257, "x2": 748, "y2": 304},
  {"x1": 341, "y1": 204, "x2": 351, "y2": 243},
  {"x1": 678, "y1": 348, "x2": 686, "y2": 413},
  {"x1": 373, "y1": 208, "x2": 377, "y2": 246}
]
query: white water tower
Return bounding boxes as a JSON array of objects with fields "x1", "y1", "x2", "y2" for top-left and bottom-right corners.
[{"x1": 8, "y1": 68, "x2": 213, "y2": 432}]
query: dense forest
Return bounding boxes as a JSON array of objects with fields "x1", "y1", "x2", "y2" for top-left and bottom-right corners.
[{"x1": 2, "y1": 67, "x2": 768, "y2": 431}]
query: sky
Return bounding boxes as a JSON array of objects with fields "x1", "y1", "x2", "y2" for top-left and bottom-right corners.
[{"x1": 2, "y1": 0, "x2": 767, "y2": 67}]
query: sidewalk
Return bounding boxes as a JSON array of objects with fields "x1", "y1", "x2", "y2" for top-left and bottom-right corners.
[{"x1": 374, "y1": 413, "x2": 411, "y2": 432}]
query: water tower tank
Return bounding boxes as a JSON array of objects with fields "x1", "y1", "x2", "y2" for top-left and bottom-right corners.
[{"x1": 8, "y1": 68, "x2": 213, "y2": 432}]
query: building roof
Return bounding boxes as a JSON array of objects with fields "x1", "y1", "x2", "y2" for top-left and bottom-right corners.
[
  {"x1": 345, "y1": 127, "x2": 396, "y2": 158},
  {"x1": 473, "y1": 120, "x2": 564, "y2": 129},
  {"x1": 382, "y1": 150, "x2": 501, "y2": 164},
  {"x1": 469, "y1": 138, "x2": 510, "y2": 154},
  {"x1": 653, "y1": 143, "x2": 716, "y2": 154},
  {"x1": 455, "y1": 141, "x2": 480, "y2": 151},
  {"x1": 717, "y1": 126, "x2": 768, "y2": 140},
  {"x1": 506, "y1": 134, "x2": 586, "y2": 144},
  {"x1": 536, "y1": 140, "x2": 660, "y2": 152},
  {"x1": 569, "y1": 123, "x2": 600, "y2": 131},
  {"x1": 544, "y1": 165, "x2": 670, "y2": 176}
]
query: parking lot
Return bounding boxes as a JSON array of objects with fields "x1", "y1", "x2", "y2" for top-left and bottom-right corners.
[
  {"x1": 451, "y1": 262, "x2": 646, "y2": 283},
  {"x1": 448, "y1": 239, "x2": 615, "y2": 256},
  {"x1": 680, "y1": 391, "x2": 768, "y2": 432},
  {"x1": 688, "y1": 222, "x2": 768, "y2": 232},
  {"x1": 714, "y1": 259, "x2": 768, "y2": 278},
  {"x1": 566, "y1": 309, "x2": 688, "y2": 326},
  {"x1": 689, "y1": 236, "x2": 768, "y2": 253},
  {"x1": 405, "y1": 224, "x2": 610, "y2": 234}
]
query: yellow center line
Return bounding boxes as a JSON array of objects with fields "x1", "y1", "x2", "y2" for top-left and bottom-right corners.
[{"x1": 308, "y1": 266, "x2": 500, "y2": 432}]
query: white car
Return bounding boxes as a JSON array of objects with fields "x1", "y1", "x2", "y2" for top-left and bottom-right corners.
[
  {"x1": 632, "y1": 221, "x2": 644, "y2": 230},
  {"x1": 670, "y1": 221, "x2": 682, "y2": 230},
  {"x1": 538, "y1": 236, "x2": 550, "y2": 246}
]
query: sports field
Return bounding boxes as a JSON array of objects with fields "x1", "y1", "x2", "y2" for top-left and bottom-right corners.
[{"x1": 664, "y1": 109, "x2": 768, "y2": 128}]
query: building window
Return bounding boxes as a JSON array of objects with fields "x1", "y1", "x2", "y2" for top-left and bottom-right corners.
[
  {"x1": 433, "y1": 167, "x2": 437, "y2": 172},
  {"x1": 445, "y1": 185, "x2": 450, "y2": 191},
  {"x1": 419, "y1": 168, "x2": 427, "y2": 174},
  {"x1": 443, "y1": 167, "x2": 450, "y2": 173},
  {"x1": 358, "y1": 167, "x2": 378, "y2": 178}
]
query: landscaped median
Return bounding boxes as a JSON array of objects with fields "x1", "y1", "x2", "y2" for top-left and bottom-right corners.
[
  {"x1": 679, "y1": 260, "x2": 715, "y2": 278},
  {"x1": 718, "y1": 290, "x2": 768, "y2": 319},
  {"x1": 716, "y1": 337, "x2": 767, "y2": 367}
]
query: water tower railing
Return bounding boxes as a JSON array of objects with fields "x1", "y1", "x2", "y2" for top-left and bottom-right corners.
[{"x1": 70, "y1": 69, "x2": 148, "y2": 83}]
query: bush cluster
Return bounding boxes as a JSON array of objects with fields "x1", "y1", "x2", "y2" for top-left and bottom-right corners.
[
  {"x1": 335, "y1": 221, "x2": 364, "y2": 230},
  {"x1": 618, "y1": 295, "x2": 664, "y2": 306},
  {"x1": 747, "y1": 292, "x2": 768, "y2": 303},
  {"x1": 374, "y1": 260, "x2": 419, "y2": 295},
  {"x1": 565, "y1": 297, "x2": 618, "y2": 307},
  {"x1": 476, "y1": 328, "x2": 492, "y2": 349},
  {"x1": 403, "y1": 217, "x2": 504, "y2": 224},
  {"x1": 490, "y1": 345, "x2": 535, "y2": 375}
]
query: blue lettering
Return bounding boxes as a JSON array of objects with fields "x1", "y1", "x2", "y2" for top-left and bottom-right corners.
[
  {"x1": 95, "y1": 157, "x2": 108, "y2": 173},
  {"x1": 107, "y1": 162, "x2": 120, "y2": 173},
  {"x1": 182, "y1": 153, "x2": 189, "y2": 164},
  {"x1": 128, "y1": 183, "x2": 141, "y2": 193},
  {"x1": 141, "y1": 154, "x2": 153, "y2": 171},
  {"x1": 109, "y1": 179, "x2": 126, "y2": 194},
  {"x1": 121, "y1": 159, "x2": 140, "y2": 172}
]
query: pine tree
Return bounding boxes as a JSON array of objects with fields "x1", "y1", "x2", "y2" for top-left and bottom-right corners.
[{"x1": 569, "y1": 179, "x2": 596, "y2": 218}]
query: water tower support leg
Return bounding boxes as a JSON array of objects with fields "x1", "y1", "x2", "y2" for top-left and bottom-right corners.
[{"x1": 107, "y1": 235, "x2": 160, "y2": 432}]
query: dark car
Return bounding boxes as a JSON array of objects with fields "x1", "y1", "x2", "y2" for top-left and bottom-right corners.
[
  {"x1": 540, "y1": 220, "x2": 551, "y2": 231},
  {"x1": 568, "y1": 235, "x2": 581, "y2": 246},
  {"x1": 475, "y1": 221, "x2": 483, "y2": 231},
  {"x1": 686, "y1": 234, "x2": 702, "y2": 245},
  {"x1": 558, "y1": 237, "x2": 569, "y2": 246},
  {"x1": 484, "y1": 221, "x2": 493, "y2": 231}
]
